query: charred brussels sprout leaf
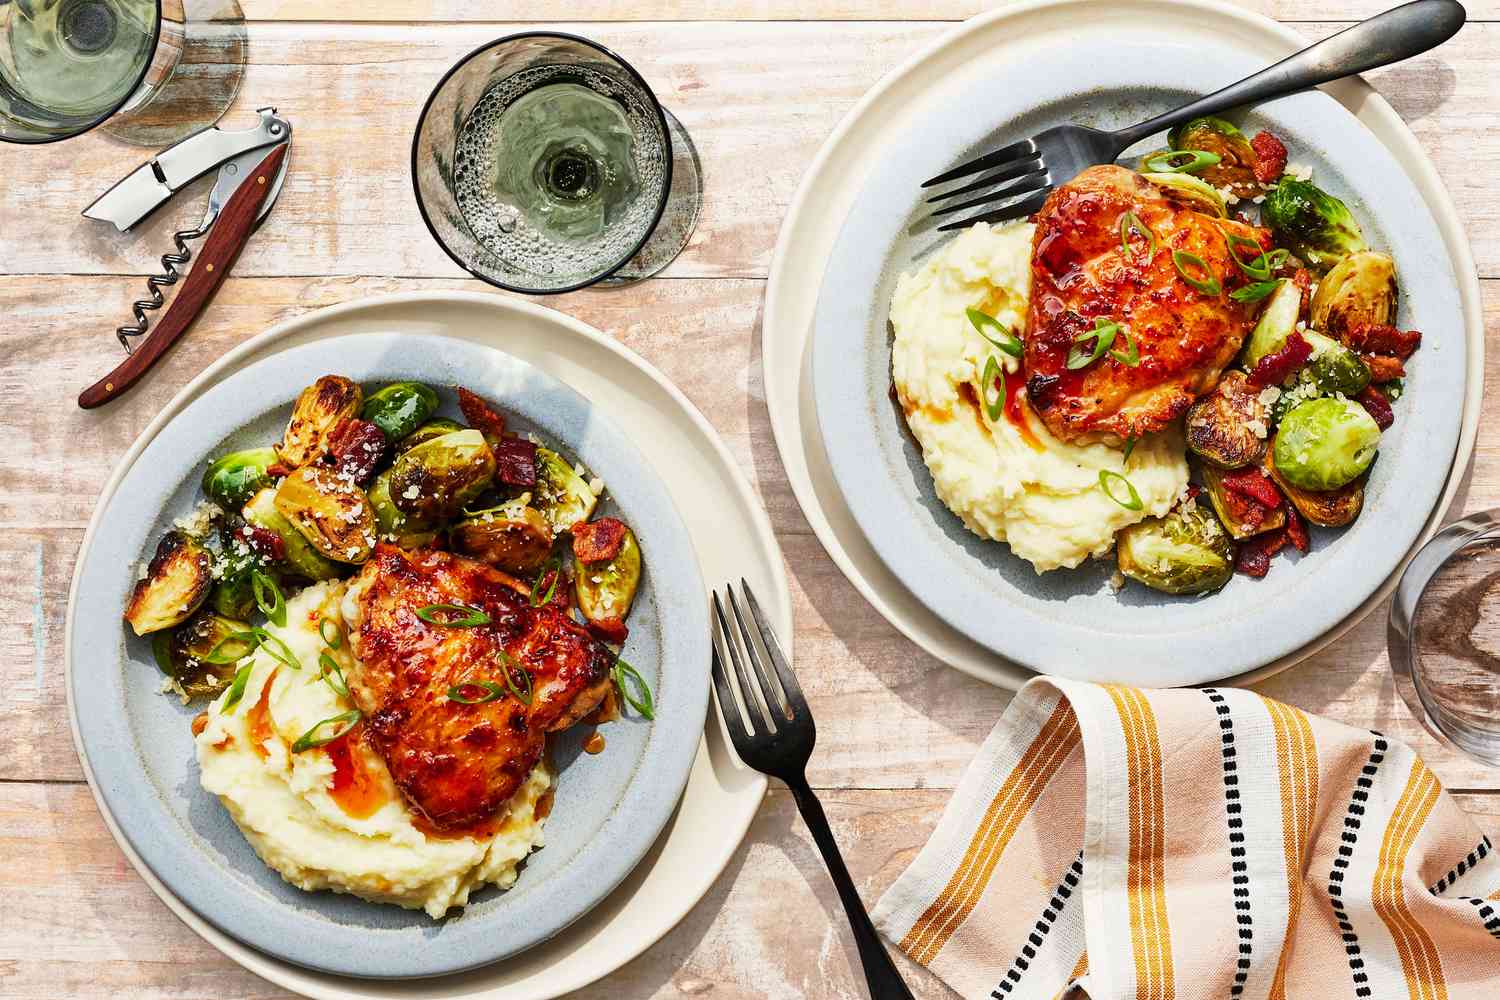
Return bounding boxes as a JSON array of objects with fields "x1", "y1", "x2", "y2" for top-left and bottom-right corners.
[
  {"x1": 1116, "y1": 502, "x2": 1234, "y2": 595},
  {"x1": 1264, "y1": 448, "x2": 1364, "y2": 527},
  {"x1": 1167, "y1": 116, "x2": 1259, "y2": 198},
  {"x1": 453, "y1": 501, "x2": 553, "y2": 574},
  {"x1": 1309, "y1": 250, "x2": 1397, "y2": 338},
  {"x1": 360, "y1": 381, "x2": 438, "y2": 442},
  {"x1": 388, "y1": 428, "x2": 496, "y2": 522},
  {"x1": 394, "y1": 418, "x2": 466, "y2": 455},
  {"x1": 1240, "y1": 278, "x2": 1302, "y2": 370},
  {"x1": 575, "y1": 526, "x2": 642, "y2": 622},
  {"x1": 244, "y1": 487, "x2": 341, "y2": 581},
  {"x1": 125, "y1": 531, "x2": 213, "y2": 636},
  {"x1": 1138, "y1": 171, "x2": 1227, "y2": 218},
  {"x1": 202, "y1": 447, "x2": 278, "y2": 509},
  {"x1": 274, "y1": 466, "x2": 378, "y2": 565},
  {"x1": 1273, "y1": 397, "x2": 1380, "y2": 491},
  {"x1": 1302, "y1": 330, "x2": 1371, "y2": 397},
  {"x1": 534, "y1": 447, "x2": 598, "y2": 535},
  {"x1": 367, "y1": 469, "x2": 438, "y2": 549},
  {"x1": 277, "y1": 375, "x2": 363, "y2": 469},
  {"x1": 1185, "y1": 370, "x2": 1268, "y2": 470},
  {"x1": 152, "y1": 613, "x2": 255, "y2": 698},
  {"x1": 1261, "y1": 178, "x2": 1367, "y2": 272}
]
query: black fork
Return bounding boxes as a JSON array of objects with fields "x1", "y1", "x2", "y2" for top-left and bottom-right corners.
[{"x1": 710, "y1": 582, "x2": 914, "y2": 1000}]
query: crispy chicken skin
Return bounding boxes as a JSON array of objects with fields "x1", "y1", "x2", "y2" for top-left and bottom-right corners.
[
  {"x1": 343, "y1": 544, "x2": 613, "y2": 830},
  {"x1": 1024, "y1": 165, "x2": 1269, "y2": 443}
]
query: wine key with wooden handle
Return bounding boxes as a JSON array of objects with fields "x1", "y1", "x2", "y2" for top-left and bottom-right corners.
[{"x1": 78, "y1": 109, "x2": 293, "y2": 409}]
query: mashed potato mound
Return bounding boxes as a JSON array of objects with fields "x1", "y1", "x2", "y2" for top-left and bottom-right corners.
[
  {"x1": 890, "y1": 221, "x2": 1188, "y2": 572},
  {"x1": 196, "y1": 581, "x2": 550, "y2": 918}
]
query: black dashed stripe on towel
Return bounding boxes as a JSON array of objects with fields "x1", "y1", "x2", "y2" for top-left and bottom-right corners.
[
  {"x1": 1466, "y1": 897, "x2": 1500, "y2": 941},
  {"x1": 1328, "y1": 733, "x2": 1388, "y2": 999},
  {"x1": 990, "y1": 851, "x2": 1084, "y2": 999},
  {"x1": 1205, "y1": 689, "x2": 1252, "y2": 998},
  {"x1": 1429, "y1": 836, "x2": 1492, "y2": 896}
]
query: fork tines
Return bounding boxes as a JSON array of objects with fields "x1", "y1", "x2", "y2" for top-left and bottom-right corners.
[
  {"x1": 922, "y1": 137, "x2": 1052, "y2": 232},
  {"x1": 709, "y1": 581, "x2": 809, "y2": 745}
]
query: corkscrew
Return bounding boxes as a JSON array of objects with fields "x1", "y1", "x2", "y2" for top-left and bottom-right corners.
[{"x1": 78, "y1": 107, "x2": 293, "y2": 407}]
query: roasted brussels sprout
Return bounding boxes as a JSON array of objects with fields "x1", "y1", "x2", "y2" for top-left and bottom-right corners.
[
  {"x1": 575, "y1": 525, "x2": 642, "y2": 621},
  {"x1": 202, "y1": 447, "x2": 278, "y2": 509},
  {"x1": 1273, "y1": 397, "x2": 1380, "y2": 491},
  {"x1": 124, "y1": 531, "x2": 213, "y2": 636},
  {"x1": 1167, "y1": 116, "x2": 1259, "y2": 198},
  {"x1": 274, "y1": 466, "x2": 378, "y2": 564},
  {"x1": 1309, "y1": 250, "x2": 1397, "y2": 338},
  {"x1": 1240, "y1": 278, "x2": 1301, "y2": 370},
  {"x1": 1116, "y1": 500, "x2": 1234, "y2": 596},
  {"x1": 244, "y1": 487, "x2": 341, "y2": 581},
  {"x1": 152, "y1": 612, "x2": 255, "y2": 698},
  {"x1": 453, "y1": 501, "x2": 553, "y2": 574},
  {"x1": 388, "y1": 428, "x2": 496, "y2": 522},
  {"x1": 1185, "y1": 370, "x2": 1268, "y2": 470},
  {"x1": 1264, "y1": 447, "x2": 1365, "y2": 527},
  {"x1": 535, "y1": 447, "x2": 598, "y2": 535},
  {"x1": 1201, "y1": 464, "x2": 1287, "y2": 540},
  {"x1": 393, "y1": 418, "x2": 466, "y2": 455},
  {"x1": 1138, "y1": 171, "x2": 1226, "y2": 217},
  {"x1": 360, "y1": 381, "x2": 439, "y2": 442},
  {"x1": 1261, "y1": 178, "x2": 1367, "y2": 272},
  {"x1": 1302, "y1": 330, "x2": 1371, "y2": 397},
  {"x1": 277, "y1": 375, "x2": 363, "y2": 469},
  {"x1": 367, "y1": 469, "x2": 438, "y2": 548},
  {"x1": 210, "y1": 567, "x2": 257, "y2": 619}
]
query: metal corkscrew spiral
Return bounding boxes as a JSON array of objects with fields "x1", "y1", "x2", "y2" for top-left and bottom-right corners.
[{"x1": 115, "y1": 212, "x2": 219, "y2": 352}]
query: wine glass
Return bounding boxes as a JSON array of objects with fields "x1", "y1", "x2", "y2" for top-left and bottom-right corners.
[
  {"x1": 0, "y1": 0, "x2": 246, "y2": 146},
  {"x1": 411, "y1": 32, "x2": 704, "y2": 294}
]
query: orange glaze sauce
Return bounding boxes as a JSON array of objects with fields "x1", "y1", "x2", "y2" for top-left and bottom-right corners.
[
  {"x1": 1005, "y1": 385, "x2": 1046, "y2": 453},
  {"x1": 583, "y1": 732, "x2": 606, "y2": 755},
  {"x1": 245, "y1": 668, "x2": 279, "y2": 761},
  {"x1": 324, "y1": 727, "x2": 385, "y2": 819}
]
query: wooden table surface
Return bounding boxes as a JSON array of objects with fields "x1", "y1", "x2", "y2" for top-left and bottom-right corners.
[{"x1": 2, "y1": 2, "x2": 1496, "y2": 997}]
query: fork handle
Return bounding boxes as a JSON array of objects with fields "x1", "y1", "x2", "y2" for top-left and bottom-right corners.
[
  {"x1": 1113, "y1": 0, "x2": 1465, "y2": 150},
  {"x1": 787, "y1": 776, "x2": 915, "y2": 1000}
]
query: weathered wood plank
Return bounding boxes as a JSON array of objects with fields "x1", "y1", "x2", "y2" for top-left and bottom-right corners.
[{"x1": 0, "y1": 22, "x2": 1493, "y2": 281}]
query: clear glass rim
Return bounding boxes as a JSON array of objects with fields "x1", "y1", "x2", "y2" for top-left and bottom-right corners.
[
  {"x1": 408, "y1": 29, "x2": 675, "y2": 295},
  {"x1": 0, "y1": 0, "x2": 164, "y2": 145}
]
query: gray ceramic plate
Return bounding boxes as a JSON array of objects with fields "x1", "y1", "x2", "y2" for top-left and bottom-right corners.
[
  {"x1": 69, "y1": 332, "x2": 710, "y2": 979},
  {"x1": 811, "y1": 41, "x2": 1466, "y2": 686}
]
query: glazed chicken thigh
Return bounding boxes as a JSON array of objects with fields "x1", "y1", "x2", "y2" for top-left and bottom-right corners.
[{"x1": 1024, "y1": 165, "x2": 1269, "y2": 443}]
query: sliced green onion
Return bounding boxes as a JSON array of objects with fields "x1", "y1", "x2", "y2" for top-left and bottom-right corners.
[
  {"x1": 1122, "y1": 436, "x2": 1138, "y2": 466},
  {"x1": 1098, "y1": 469, "x2": 1144, "y2": 511},
  {"x1": 415, "y1": 603, "x2": 490, "y2": 628},
  {"x1": 1230, "y1": 280, "x2": 1280, "y2": 303},
  {"x1": 251, "y1": 570, "x2": 287, "y2": 628},
  {"x1": 291, "y1": 710, "x2": 362, "y2": 753},
  {"x1": 319, "y1": 652, "x2": 350, "y2": 699},
  {"x1": 531, "y1": 557, "x2": 561, "y2": 607},
  {"x1": 966, "y1": 307, "x2": 1023, "y2": 358},
  {"x1": 499, "y1": 651, "x2": 533, "y2": 706},
  {"x1": 1142, "y1": 149, "x2": 1221, "y2": 174},
  {"x1": 252, "y1": 627, "x2": 301, "y2": 671},
  {"x1": 203, "y1": 629, "x2": 262, "y2": 665},
  {"x1": 220, "y1": 663, "x2": 254, "y2": 715},
  {"x1": 612, "y1": 656, "x2": 655, "y2": 720},
  {"x1": 1066, "y1": 319, "x2": 1119, "y2": 370},
  {"x1": 318, "y1": 617, "x2": 342, "y2": 649},
  {"x1": 447, "y1": 680, "x2": 505, "y2": 704},
  {"x1": 1172, "y1": 251, "x2": 1221, "y2": 296},
  {"x1": 1109, "y1": 326, "x2": 1140, "y2": 367},
  {"x1": 981, "y1": 355, "x2": 1007, "y2": 422},
  {"x1": 1119, "y1": 210, "x2": 1157, "y2": 260}
]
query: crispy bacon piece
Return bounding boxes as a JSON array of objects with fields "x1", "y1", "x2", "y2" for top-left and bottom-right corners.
[
  {"x1": 573, "y1": 518, "x2": 628, "y2": 563},
  {"x1": 243, "y1": 523, "x2": 286, "y2": 563},
  {"x1": 1358, "y1": 385, "x2": 1395, "y2": 430},
  {"x1": 1235, "y1": 530, "x2": 1288, "y2": 578},
  {"x1": 1363, "y1": 354, "x2": 1406, "y2": 384},
  {"x1": 1248, "y1": 332, "x2": 1312, "y2": 387},
  {"x1": 1250, "y1": 131, "x2": 1287, "y2": 184},
  {"x1": 493, "y1": 437, "x2": 538, "y2": 488},
  {"x1": 1221, "y1": 467, "x2": 1283, "y2": 510},
  {"x1": 588, "y1": 616, "x2": 629, "y2": 644},
  {"x1": 1343, "y1": 324, "x2": 1421, "y2": 359},
  {"x1": 327, "y1": 418, "x2": 387, "y2": 485},
  {"x1": 458, "y1": 388, "x2": 507, "y2": 439},
  {"x1": 1284, "y1": 505, "x2": 1310, "y2": 554}
]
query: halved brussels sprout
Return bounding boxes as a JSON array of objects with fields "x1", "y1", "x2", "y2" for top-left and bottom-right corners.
[
  {"x1": 1167, "y1": 116, "x2": 1259, "y2": 198},
  {"x1": 244, "y1": 486, "x2": 341, "y2": 581},
  {"x1": 1273, "y1": 397, "x2": 1380, "y2": 491},
  {"x1": 1309, "y1": 250, "x2": 1397, "y2": 339},
  {"x1": 394, "y1": 418, "x2": 466, "y2": 455},
  {"x1": 1264, "y1": 447, "x2": 1364, "y2": 527},
  {"x1": 367, "y1": 469, "x2": 438, "y2": 549},
  {"x1": 124, "y1": 531, "x2": 213, "y2": 636},
  {"x1": 1138, "y1": 171, "x2": 1226, "y2": 217},
  {"x1": 535, "y1": 447, "x2": 598, "y2": 535},
  {"x1": 454, "y1": 501, "x2": 553, "y2": 574},
  {"x1": 361, "y1": 381, "x2": 438, "y2": 442},
  {"x1": 1240, "y1": 278, "x2": 1301, "y2": 370},
  {"x1": 277, "y1": 375, "x2": 363, "y2": 469},
  {"x1": 211, "y1": 567, "x2": 257, "y2": 619},
  {"x1": 202, "y1": 447, "x2": 278, "y2": 509},
  {"x1": 1302, "y1": 330, "x2": 1371, "y2": 397},
  {"x1": 1116, "y1": 500, "x2": 1234, "y2": 596},
  {"x1": 1261, "y1": 178, "x2": 1367, "y2": 273},
  {"x1": 1185, "y1": 371, "x2": 1267, "y2": 470},
  {"x1": 152, "y1": 612, "x2": 255, "y2": 698},
  {"x1": 388, "y1": 428, "x2": 496, "y2": 523},
  {"x1": 274, "y1": 466, "x2": 378, "y2": 564},
  {"x1": 575, "y1": 526, "x2": 642, "y2": 622},
  {"x1": 1201, "y1": 464, "x2": 1287, "y2": 540}
]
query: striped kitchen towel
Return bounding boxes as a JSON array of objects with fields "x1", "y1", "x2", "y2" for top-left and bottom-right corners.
[{"x1": 872, "y1": 678, "x2": 1500, "y2": 1000}]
